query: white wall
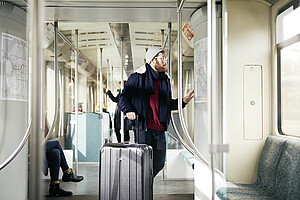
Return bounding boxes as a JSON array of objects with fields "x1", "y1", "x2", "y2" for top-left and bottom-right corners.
[{"x1": 226, "y1": 0, "x2": 272, "y2": 183}]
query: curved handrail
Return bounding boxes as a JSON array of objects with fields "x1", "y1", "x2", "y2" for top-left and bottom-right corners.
[
  {"x1": 42, "y1": 21, "x2": 59, "y2": 145},
  {"x1": 166, "y1": 127, "x2": 178, "y2": 142},
  {"x1": 170, "y1": 114, "x2": 194, "y2": 155},
  {"x1": 177, "y1": 7, "x2": 226, "y2": 181},
  {"x1": 0, "y1": 120, "x2": 31, "y2": 170},
  {"x1": 166, "y1": 19, "x2": 195, "y2": 161}
]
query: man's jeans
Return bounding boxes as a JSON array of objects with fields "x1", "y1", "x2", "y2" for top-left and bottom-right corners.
[
  {"x1": 45, "y1": 140, "x2": 69, "y2": 181},
  {"x1": 137, "y1": 128, "x2": 166, "y2": 177}
]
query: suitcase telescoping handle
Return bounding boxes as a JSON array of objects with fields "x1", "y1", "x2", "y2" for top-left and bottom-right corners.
[{"x1": 135, "y1": 114, "x2": 139, "y2": 144}]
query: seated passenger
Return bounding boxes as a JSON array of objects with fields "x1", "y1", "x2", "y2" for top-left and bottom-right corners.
[{"x1": 43, "y1": 140, "x2": 84, "y2": 196}]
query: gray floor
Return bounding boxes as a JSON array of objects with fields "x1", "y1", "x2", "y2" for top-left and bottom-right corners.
[{"x1": 44, "y1": 163, "x2": 194, "y2": 199}]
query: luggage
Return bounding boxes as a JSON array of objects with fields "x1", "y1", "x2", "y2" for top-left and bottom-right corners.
[{"x1": 99, "y1": 116, "x2": 153, "y2": 200}]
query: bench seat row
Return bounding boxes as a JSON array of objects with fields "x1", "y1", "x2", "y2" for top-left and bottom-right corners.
[{"x1": 216, "y1": 136, "x2": 300, "y2": 200}]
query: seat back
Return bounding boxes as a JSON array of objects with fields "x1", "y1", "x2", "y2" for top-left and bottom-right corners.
[
  {"x1": 275, "y1": 139, "x2": 300, "y2": 199},
  {"x1": 256, "y1": 136, "x2": 287, "y2": 193}
]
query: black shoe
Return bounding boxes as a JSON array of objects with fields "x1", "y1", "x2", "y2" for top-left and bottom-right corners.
[
  {"x1": 49, "y1": 183, "x2": 72, "y2": 197},
  {"x1": 62, "y1": 168, "x2": 84, "y2": 182}
]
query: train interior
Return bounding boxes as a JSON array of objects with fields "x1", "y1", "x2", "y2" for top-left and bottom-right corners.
[{"x1": 1, "y1": 0, "x2": 300, "y2": 199}]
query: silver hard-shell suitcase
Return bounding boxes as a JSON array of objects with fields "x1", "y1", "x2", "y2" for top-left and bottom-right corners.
[{"x1": 99, "y1": 143, "x2": 153, "y2": 200}]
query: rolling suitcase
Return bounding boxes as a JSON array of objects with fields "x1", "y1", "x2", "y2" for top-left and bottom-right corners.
[{"x1": 99, "y1": 117, "x2": 153, "y2": 200}]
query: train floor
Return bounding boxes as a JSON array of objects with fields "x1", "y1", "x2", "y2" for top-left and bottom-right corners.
[{"x1": 43, "y1": 163, "x2": 194, "y2": 200}]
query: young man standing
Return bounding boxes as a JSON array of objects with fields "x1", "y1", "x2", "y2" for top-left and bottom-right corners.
[{"x1": 119, "y1": 47, "x2": 194, "y2": 177}]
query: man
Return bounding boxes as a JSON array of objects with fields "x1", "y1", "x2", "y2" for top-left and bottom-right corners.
[
  {"x1": 119, "y1": 47, "x2": 194, "y2": 177},
  {"x1": 44, "y1": 140, "x2": 84, "y2": 196}
]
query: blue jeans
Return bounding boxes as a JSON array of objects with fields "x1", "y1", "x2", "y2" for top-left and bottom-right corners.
[
  {"x1": 137, "y1": 128, "x2": 166, "y2": 177},
  {"x1": 45, "y1": 140, "x2": 69, "y2": 182}
]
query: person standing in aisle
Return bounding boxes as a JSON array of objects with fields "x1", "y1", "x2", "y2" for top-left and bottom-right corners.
[
  {"x1": 106, "y1": 81, "x2": 130, "y2": 143},
  {"x1": 119, "y1": 47, "x2": 194, "y2": 177}
]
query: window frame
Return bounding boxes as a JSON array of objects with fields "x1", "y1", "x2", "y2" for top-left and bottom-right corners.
[{"x1": 277, "y1": 0, "x2": 300, "y2": 136}]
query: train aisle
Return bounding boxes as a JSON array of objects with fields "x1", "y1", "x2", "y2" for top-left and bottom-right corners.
[{"x1": 44, "y1": 163, "x2": 194, "y2": 200}]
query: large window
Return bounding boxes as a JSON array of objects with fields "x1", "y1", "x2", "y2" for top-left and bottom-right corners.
[{"x1": 277, "y1": 1, "x2": 300, "y2": 136}]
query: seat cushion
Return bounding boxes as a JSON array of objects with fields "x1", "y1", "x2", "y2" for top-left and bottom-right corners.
[{"x1": 216, "y1": 182, "x2": 276, "y2": 200}]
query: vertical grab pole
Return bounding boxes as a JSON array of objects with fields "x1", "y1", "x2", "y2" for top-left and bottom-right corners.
[
  {"x1": 168, "y1": 22, "x2": 172, "y2": 75},
  {"x1": 107, "y1": 59, "x2": 110, "y2": 112},
  {"x1": 207, "y1": 1, "x2": 213, "y2": 198},
  {"x1": 208, "y1": 0, "x2": 217, "y2": 199},
  {"x1": 97, "y1": 50, "x2": 99, "y2": 111},
  {"x1": 177, "y1": 0, "x2": 197, "y2": 159},
  {"x1": 60, "y1": 63, "x2": 65, "y2": 138},
  {"x1": 177, "y1": 2, "x2": 183, "y2": 124},
  {"x1": 170, "y1": 17, "x2": 195, "y2": 157},
  {"x1": 29, "y1": 0, "x2": 43, "y2": 199},
  {"x1": 100, "y1": 48, "x2": 103, "y2": 114},
  {"x1": 97, "y1": 48, "x2": 104, "y2": 145},
  {"x1": 161, "y1": 29, "x2": 165, "y2": 47},
  {"x1": 52, "y1": 21, "x2": 59, "y2": 139},
  {"x1": 120, "y1": 37, "x2": 124, "y2": 143},
  {"x1": 74, "y1": 29, "x2": 79, "y2": 175},
  {"x1": 222, "y1": 0, "x2": 228, "y2": 177},
  {"x1": 177, "y1": 0, "x2": 197, "y2": 161},
  {"x1": 100, "y1": 48, "x2": 104, "y2": 145},
  {"x1": 42, "y1": 21, "x2": 59, "y2": 143},
  {"x1": 111, "y1": 66, "x2": 114, "y2": 126},
  {"x1": 176, "y1": 1, "x2": 226, "y2": 183},
  {"x1": 111, "y1": 65, "x2": 114, "y2": 113}
]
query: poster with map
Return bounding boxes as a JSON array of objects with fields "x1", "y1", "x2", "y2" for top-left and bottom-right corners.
[
  {"x1": 1, "y1": 33, "x2": 28, "y2": 101},
  {"x1": 194, "y1": 37, "x2": 207, "y2": 103}
]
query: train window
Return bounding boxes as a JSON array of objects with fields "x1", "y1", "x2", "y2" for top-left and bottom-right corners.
[{"x1": 277, "y1": 3, "x2": 300, "y2": 136}]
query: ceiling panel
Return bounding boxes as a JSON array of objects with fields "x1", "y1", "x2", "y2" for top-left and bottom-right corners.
[{"x1": 5, "y1": 0, "x2": 280, "y2": 85}]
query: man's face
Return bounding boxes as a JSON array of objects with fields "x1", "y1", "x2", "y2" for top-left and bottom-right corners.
[{"x1": 152, "y1": 52, "x2": 167, "y2": 73}]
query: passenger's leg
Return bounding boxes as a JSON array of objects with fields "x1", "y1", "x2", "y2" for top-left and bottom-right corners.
[
  {"x1": 152, "y1": 149, "x2": 166, "y2": 177},
  {"x1": 115, "y1": 128, "x2": 121, "y2": 143},
  {"x1": 47, "y1": 140, "x2": 84, "y2": 183},
  {"x1": 124, "y1": 130, "x2": 130, "y2": 142},
  {"x1": 47, "y1": 148, "x2": 60, "y2": 182},
  {"x1": 147, "y1": 129, "x2": 166, "y2": 177},
  {"x1": 47, "y1": 149, "x2": 72, "y2": 196},
  {"x1": 46, "y1": 140, "x2": 69, "y2": 171}
]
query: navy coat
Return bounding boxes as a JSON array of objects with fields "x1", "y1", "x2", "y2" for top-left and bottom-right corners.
[{"x1": 119, "y1": 63, "x2": 186, "y2": 130}]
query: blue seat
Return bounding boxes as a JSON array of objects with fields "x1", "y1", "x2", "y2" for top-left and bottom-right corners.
[
  {"x1": 216, "y1": 136, "x2": 288, "y2": 200},
  {"x1": 275, "y1": 139, "x2": 300, "y2": 199}
]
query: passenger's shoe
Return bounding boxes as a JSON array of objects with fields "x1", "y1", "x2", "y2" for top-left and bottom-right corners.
[
  {"x1": 62, "y1": 168, "x2": 84, "y2": 182},
  {"x1": 49, "y1": 183, "x2": 72, "y2": 197}
]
